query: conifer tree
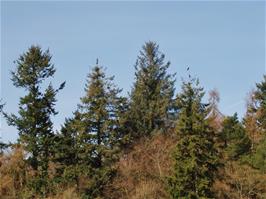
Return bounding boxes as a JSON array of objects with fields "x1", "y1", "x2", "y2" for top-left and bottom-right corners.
[
  {"x1": 78, "y1": 65, "x2": 125, "y2": 165},
  {"x1": 80, "y1": 65, "x2": 127, "y2": 197},
  {"x1": 4, "y1": 46, "x2": 65, "y2": 196},
  {"x1": 128, "y1": 41, "x2": 175, "y2": 138},
  {"x1": 246, "y1": 135, "x2": 266, "y2": 173},
  {"x1": 53, "y1": 115, "x2": 81, "y2": 186},
  {"x1": 220, "y1": 113, "x2": 251, "y2": 160},
  {"x1": 168, "y1": 78, "x2": 218, "y2": 199},
  {"x1": 56, "y1": 64, "x2": 127, "y2": 198},
  {"x1": 254, "y1": 75, "x2": 266, "y2": 131}
]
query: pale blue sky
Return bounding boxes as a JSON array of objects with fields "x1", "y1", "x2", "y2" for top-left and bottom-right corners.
[{"x1": 1, "y1": 1, "x2": 265, "y2": 142}]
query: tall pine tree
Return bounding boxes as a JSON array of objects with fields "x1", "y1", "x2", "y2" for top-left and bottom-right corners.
[
  {"x1": 4, "y1": 46, "x2": 65, "y2": 196},
  {"x1": 78, "y1": 65, "x2": 126, "y2": 166},
  {"x1": 55, "y1": 64, "x2": 127, "y2": 198},
  {"x1": 168, "y1": 78, "x2": 218, "y2": 198},
  {"x1": 128, "y1": 41, "x2": 175, "y2": 138}
]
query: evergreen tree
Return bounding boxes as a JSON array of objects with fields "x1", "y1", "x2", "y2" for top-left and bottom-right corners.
[
  {"x1": 244, "y1": 135, "x2": 266, "y2": 173},
  {"x1": 3, "y1": 46, "x2": 65, "y2": 196},
  {"x1": 78, "y1": 65, "x2": 125, "y2": 166},
  {"x1": 53, "y1": 115, "x2": 81, "y2": 186},
  {"x1": 79, "y1": 65, "x2": 127, "y2": 197},
  {"x1": 168, "y1": 78, "x2": 218, "y2": 199},
  {"x1": 56, "y1": 64, "x2": 127, "y2": 198},
  {"x1": 128, "y1": 41, "x2": 175, "y2": 138},
  {"x1": 254, "y1": 75, "x2": 266, "y2": 131},
  {"x1": 220, "y1": 113, "x2": 251, "y2": 160}
]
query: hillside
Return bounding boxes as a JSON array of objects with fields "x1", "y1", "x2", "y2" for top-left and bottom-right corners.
[
  {"x1": 1, "y1": 42, "x2": 266, "y2": 199},
  {"x1": 103, "y1": 132, "x2": 176, "y2": 199}
]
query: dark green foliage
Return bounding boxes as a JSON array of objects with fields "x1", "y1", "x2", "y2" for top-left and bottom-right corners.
[
  {"x1": 128, "y1": 41, "x2": 175, "y2": 138},
  {"x1": 54, "y1": 65, "x2": 127, "y2": 198},
  {"x1": 243, "y1": 135, "x2": 266, "y2": 173},
  {"x1": 78, "y1": 65, "x2": 126, "y2": 165},
  {"x1": 53, "y1": 116, "x2": 81, "y2": 186},
  {"x1": 249, "y1": 136, "x2": 266, "y2": 173},
  {"x1": 3, "y1": 46, "x2": 65, "y2": 196},
  {"x1": 254, "y1": 75, "x2": 266, "y2": 130},
  {"x1": 220, "y1": 113, "x2": 251, "y2": 160},
  {"x1": 168, "y1": 78, "x2": 218, "y2": 199},
  {"x1": 77, "y1": 65, "x2": 126, "y2": 197}
]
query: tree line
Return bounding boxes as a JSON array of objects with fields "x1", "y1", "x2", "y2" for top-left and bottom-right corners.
[{"x1": 0, "y1": 41, "x2": 265, "y2": 199}]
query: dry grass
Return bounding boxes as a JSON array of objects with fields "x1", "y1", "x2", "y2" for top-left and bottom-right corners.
[{"x1": 47, "y1": 187, "x2": 80, "y2": 199}]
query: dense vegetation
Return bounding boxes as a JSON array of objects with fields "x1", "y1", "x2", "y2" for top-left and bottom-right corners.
[{"x1": 1, "y1": 42, "x2": 265, "y2": 199}]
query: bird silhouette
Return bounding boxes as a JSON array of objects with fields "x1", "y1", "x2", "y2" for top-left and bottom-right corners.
[
  {"x1": 187, "y1": 66, "x2": 190, "y2": 71},
  {"x1": 96, "y1": 58, "x2": 99, "y2": 65}
]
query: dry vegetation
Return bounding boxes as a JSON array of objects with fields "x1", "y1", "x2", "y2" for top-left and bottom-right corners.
[
  {"x1": 1, "y1": 131, "x2": 266, "y2": 199},
  {"x1": 103, "y1": 130, "x2": 266, "y2": 199},
  {"x1": 1, "y1": 44, "x2": 265, "y2": 199},
  {"x1": 103, "y1": 131, "x2": 177, "y2": 199}
]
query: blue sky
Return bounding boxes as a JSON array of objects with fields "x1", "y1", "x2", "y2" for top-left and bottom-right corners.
[{"x1": 1, "y1": 1, "x2": 265, "y2": 142}]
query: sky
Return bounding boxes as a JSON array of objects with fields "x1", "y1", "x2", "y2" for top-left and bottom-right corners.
[{"x1": 1, "y1": 1, "x2": 265, "y2": 143}]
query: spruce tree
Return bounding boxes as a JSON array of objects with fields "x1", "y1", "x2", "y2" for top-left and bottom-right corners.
[
  {"x1": 244, "y1": 135, "x2": 266, "y2": 173},
  {"x1": 220, "y1": 113, "x2": 251, "y2": 160},
  {"x1": 56, "y1": 64, "x2": 127, "y2": 198},
  {"x1": 4, "y1": 46, "x2": 65, "y2": 196},
  {"x1": 78, "y1": 65, "x2": 125, "y2": 165},
  {"x1": 53, "y1": 116, "x2": 81, "y2": 186},
  {"x1": 80, "y1": 65, "x2": 127, "y2": 197},
  {"x1": 168, "y1": 78, "x2": 218, "y2": 199},
  {"x1": 128, "y1": 41, "x2": 175, "y2": 138},
  {"x1": 254, "y1": 75, "x2": 266, "y2": 131}
]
